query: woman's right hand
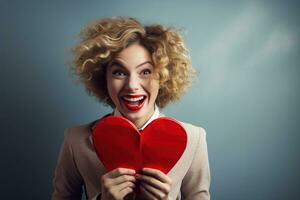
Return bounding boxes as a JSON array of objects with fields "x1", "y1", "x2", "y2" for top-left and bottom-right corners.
[{"x1": 100, "y1": 168, "x2": 136, "y2": 200}]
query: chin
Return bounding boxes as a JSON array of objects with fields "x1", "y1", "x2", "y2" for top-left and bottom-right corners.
[{"x1": 122, "y1": 110, "x2": 147, "y2": 121}]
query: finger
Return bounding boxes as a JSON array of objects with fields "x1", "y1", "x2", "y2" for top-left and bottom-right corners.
[
  {"x1": 118, "y1": 181, "x2": 135, "y2": 200},
  {"x1": 142, "y1": 168, "x2": 172, "y2": 184},
  {"x1": 140, "y1": 183, "x2": 158, "y2": 200},
  {"x1": 140, "y1": 182, "x2": 166, "y2": 199},
  {"x1": 109, "y1": 168, "x2": 136, "y2": 178},
  {"x1": 136, "y1": 174, "x2": 170, "y2": 194},
  {"x1": 102, "y1": 180, "x2": 135, "y2": 200},
  {"x1": 106, "y1": 186, "x2": 134, "y2": 200},
  {"x1": 111, "y1": 174, "x2": 136, "y2": 185},
  {"x1": 101, "y1": 168, "x2": 136, "y2": 189},
  {"x1": 119, "y1": 187, "x2": 135, "y2": 199},
  {"x1": 116, "y1": 181, "x2": 136, "y2": 191}
]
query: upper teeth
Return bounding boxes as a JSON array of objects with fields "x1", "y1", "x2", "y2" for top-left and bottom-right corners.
[{"x1": 123, "y1": 96, "x2": 144, "y2": 102}]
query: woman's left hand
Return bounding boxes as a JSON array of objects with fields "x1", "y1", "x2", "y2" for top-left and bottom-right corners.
[{"x1": 136, "y1": 168, "x2": 172, "y2": 200}]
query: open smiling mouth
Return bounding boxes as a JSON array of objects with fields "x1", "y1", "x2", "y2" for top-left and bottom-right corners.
[{"x1": 121, "y1": 95, "x2": 146, "y2": 111}]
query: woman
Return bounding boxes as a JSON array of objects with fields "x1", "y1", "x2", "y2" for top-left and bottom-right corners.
[{"x1": 52, "y1": 16, "x2": 210, "y2": 200}]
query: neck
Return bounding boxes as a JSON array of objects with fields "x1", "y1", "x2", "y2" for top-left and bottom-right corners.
[{"x1": 131, "y1": 109, "x2": 154, "y2": 130}]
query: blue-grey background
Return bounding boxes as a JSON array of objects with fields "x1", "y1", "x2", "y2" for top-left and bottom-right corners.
[{"x1": 1, "y1": 0, "x2": 299, "y2": 199}]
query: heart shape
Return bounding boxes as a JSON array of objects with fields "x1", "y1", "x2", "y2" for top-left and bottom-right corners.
[{"x1": 92, "y1": 116, "x2": 187, "y2": 174}]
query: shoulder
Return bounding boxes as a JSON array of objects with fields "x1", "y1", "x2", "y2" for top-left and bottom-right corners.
[
  {"x1": 63, "y1": 120, "x2": 97, "y2": 145},
  {"x1": 179, "y1": 120, "x2": 207, "y2": 148},
  {"x1": 159, "y1": 113, "x2": 207, "y2": 138},
  {"x1": 165, "y1": 119, "x2": 208, "y2": 161},
  {"x1": 160, "y1": 113, "x2": 206, "y2": 134},
  {"x1": 179, "y1": 121, "x2": 207, "y2": 136}
]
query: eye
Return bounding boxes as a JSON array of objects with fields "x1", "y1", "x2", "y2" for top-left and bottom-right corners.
[
  {"x1": 141, "y1": 69, "x2": 152, "y2": 76},
  {"x1": 112, "y1": 70, "x2": 126, "y2": 77}
]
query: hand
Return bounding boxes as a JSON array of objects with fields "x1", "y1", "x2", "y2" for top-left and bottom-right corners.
[
  {"x1": 100, "y1": 168, "x2": 136, "y2": 200},
  {"x1": 136, "y1": 168, "x2": 172, "y2": 200}
]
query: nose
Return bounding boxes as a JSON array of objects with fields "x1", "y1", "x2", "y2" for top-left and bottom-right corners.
[{"x1": 126, "y1": 74, "x2": 140, "y2": 91}]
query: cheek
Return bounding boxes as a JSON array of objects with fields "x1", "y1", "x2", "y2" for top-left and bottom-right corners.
[
  {"x1": 148, "y1": 80, "x2": 160, "y2": 99},
  {"x1": 106, "y1": 78, "x2": 118, "y2": 99},
  {"x1": 107, "y1": 79, "x2": 124, "y2": 99}
]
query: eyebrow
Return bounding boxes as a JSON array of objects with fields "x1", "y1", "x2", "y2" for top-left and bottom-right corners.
[
  {"x1": 135, "y1": 61, "x2": 153, "y2": 68},
  {"x1": 110, "y1": 60, "x2": 153, "y2": 69}
]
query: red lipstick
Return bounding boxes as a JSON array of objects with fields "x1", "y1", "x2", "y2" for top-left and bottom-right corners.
[{"x1": 121, "y1": 94, "x2": 146, "y2": 111}]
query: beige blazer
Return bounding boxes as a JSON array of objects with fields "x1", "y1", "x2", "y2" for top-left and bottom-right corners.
[{"x1": 51, "y1": 115, "x2": 210, "y2": 200}]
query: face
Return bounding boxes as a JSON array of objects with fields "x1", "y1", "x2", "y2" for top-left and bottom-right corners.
[{"x1": 106, "y1": 43, "x2": 160, "y2": 128}]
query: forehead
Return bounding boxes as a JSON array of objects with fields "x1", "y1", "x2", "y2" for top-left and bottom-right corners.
[{"x1": 113, "y1": 43, "x2": 153, "y2": 66}]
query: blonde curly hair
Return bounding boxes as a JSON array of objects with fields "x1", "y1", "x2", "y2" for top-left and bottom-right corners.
[{"x1": 71, "y1": 16, "x2": 196, "y2": 108}]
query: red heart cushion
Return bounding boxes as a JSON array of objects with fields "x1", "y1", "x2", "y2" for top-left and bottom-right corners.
[{"x1": 92, "y1": 116, "x2": 187, "y2": 174}]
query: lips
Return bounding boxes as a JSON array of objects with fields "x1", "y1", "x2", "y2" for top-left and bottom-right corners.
[{"x1": 121, "y1": 94, "x2": 146, "y2": 111}]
